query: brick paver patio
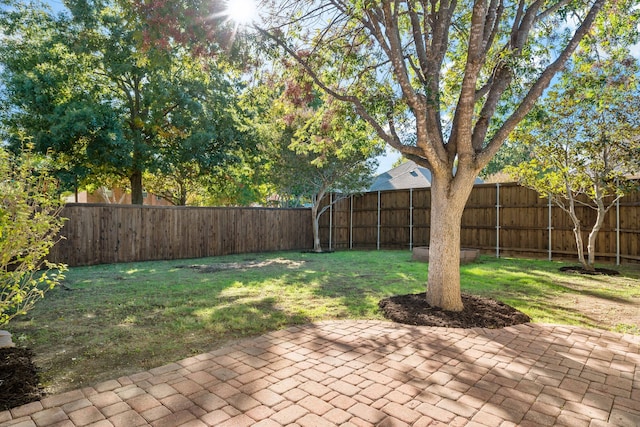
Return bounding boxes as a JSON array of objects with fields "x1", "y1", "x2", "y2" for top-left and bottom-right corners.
[{"x1": 2, "y1": 321, "x2": 639, "y2": 426}]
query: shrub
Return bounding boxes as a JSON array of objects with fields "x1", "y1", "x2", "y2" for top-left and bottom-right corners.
[{"x1": 0, "y1": 146, "x2": 67, "y2": 326}]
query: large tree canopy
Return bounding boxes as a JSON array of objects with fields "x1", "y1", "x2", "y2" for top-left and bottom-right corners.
[
  {"x1": 254, "y1": 0, "x2": 607, "y2": 310},
  {"x1": 135, "y1": 0, "x2": 607, "y2": 310},
  {"x1": 0, "y1": 0, "x2": 250, "y2": 204}
]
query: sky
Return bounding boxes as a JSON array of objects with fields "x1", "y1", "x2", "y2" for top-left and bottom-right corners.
[
  {"x1": 375, "y1": 146, "x2": 401, "y2": 175},
  {"x1": 45, "y1": 0, "x2": 65, "y2": 13}
]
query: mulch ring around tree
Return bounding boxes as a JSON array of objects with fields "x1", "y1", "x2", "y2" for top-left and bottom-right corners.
[
  {"x1": 559, "y1": 266, "x2": 620, "y2": 276},
  {"x1": 379, "y1": 293, "x2": 531, "y2": 328},
  {"x1": 0, "y1": 347, "x2": 44, "y2": 411}
]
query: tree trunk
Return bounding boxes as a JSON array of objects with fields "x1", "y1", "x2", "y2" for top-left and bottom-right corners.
[
  {"x1": 117, "y1": 191, "x2": 127, "y2": 204},
  {"x1": 99, "y1": 187, "x2": 112, "y2": 204},
  {"x1": 426, "y1": 174, "x2": 476, "y2": 312},
  {"x1": 565, "y1": 199, "x2": 589, "y2": 270},
  {"x1": 571, "y1": 221, "x2": 589, "y2": 270},
  {"x1": 178, "y1": 179, "x2": 188, "y2": 206},
  {"x1": 311, "y1": 203, "x2": 322, "y2": 252},
  {"x1": 130, "y1": 170, "x2": 144, "y2": 205},
  {"x1": 587, "y1": 204, "x2": 607, "y2": 269}
]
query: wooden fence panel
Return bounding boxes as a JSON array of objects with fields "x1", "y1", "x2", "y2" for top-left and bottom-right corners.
[
  {"x1": 50, "y1": 204, "x2": 313, "y2": 266},
  {"x1": 380, "y1": 190, "x2": 410, "y2": 249},
  {"x1": 497, "y1": 185, "x2": 548, "y2": 257},
  {"x1": 620, "y1": 191, "x2": 640, "y2": 261},
  {"x1": 461, "y1": 185, "x2": 497, "y2": 251},
  {"x1": 318, "y1": 183, "x2": 640, "y2": 264},
  {"x1": 51, "y1": 183, "x2": 640, "y2": 267},
  {"x1": 411, "y1": 188, "x2": 431, "y2": 247}
]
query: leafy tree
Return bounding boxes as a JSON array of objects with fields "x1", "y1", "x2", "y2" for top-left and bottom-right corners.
[
  {"x1": 251, "y1": 0, "x2": 607, "y2": 310},
  {"x1": 260, "y1": 70, "x2": 382, "y2": 252},
  {"x1": 0, "y1": 145, "x2": 67, "y2": 326},
  {"x1": 0, "y1": 0, "x2": 248, "y2": 204},
  {"x1": 507, "y1": 3, "x2": 640, "y2": 271},
  {"x1": 201, "y1": 156, "x2": 274, "y2": 207},
  {"x1": 143, "y1": 150, "x2": 269, "y2": 206},
  {"x1": 142, "y1": 171, "x2": 198, "y2": 207},
  {"x1": 123, "y1": 0, "x2": 606, "y2": 309},
  {"x1": 481, "y1": 140, "x2": 532, "y2": 179}
]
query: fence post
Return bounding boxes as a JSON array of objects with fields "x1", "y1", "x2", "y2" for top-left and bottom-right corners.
[
  {"x1": 496, "y1": 183, "x2": 500, "y2": 258},
  {"x1": 350, "y1": 194, "x2": 354, "y2": 250},
  {"x1": 377, "y1": 191, "x2": 381, "y2": 251},
  {"x1": 548, "y1": 194, "x2": 553, "y2": 261},
  {"x1": 616, "y1": 196, "x2": 620, "y2": 266},
  {"x1": 329, "y1": 193, "x2": 333, "y2": 251},
  {"x1": 409, "y1": 188, "x2": 414, "y2": 251}
]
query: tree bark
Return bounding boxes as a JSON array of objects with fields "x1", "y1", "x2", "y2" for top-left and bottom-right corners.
[
  {"x1": 587, "y1": 221, "x2": 601, "y2": 269},
  {"x1": 561, "y1": 186, "x2": 591, "y2": 270},
  {"x1": 99, "y1": 187, "x2": 112, "y2": 204},
  {"x1": 426, "y1": 173, "x2": 476, "y2": 312},
  {"x1": 573, "y1": 223, "x2": 589, "y2": 270},
  {"x1": 311, "y1": 203, "x2": 322, "y2": 252},
  {"x1": 130, "y1": 170, "x2": 144, "y2": 205},
  {"x1": 587, "y1": 202, "x2": 607, "y2": 270},
  {"x1": 567, "y1": 208, "x2": 588, "y2": 270}
]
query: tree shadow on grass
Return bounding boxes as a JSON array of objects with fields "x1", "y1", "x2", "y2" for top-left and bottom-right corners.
[
  {"x1": 461, "y1": 260, "x2": 639, "y2": 306},
  {"x1": 8, "y1": 277, "x2": 311, "y2": 396}
]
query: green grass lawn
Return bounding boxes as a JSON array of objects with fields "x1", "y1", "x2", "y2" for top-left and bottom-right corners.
[{"x1": 7, "y1": 250, "x2": 640, "y2": 394}]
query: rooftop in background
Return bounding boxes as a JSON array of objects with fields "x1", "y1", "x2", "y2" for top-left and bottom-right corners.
[{"x1": 369, "y1": 160, "x2": 483, "y2": 192}]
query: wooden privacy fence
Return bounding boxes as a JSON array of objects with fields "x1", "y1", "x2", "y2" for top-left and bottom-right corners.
[
  {"x1": 318, "y1": 183, "x2": 640, "y2": 264},
  {"x1": 49, "y1": 183, "x2": 640, "y2": 267},
  {"x1": 49, "y1": 204, "x2": 313, "y2": 267}
]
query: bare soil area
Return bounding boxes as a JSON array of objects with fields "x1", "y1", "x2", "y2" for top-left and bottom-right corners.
[
  {"x1": 559, "y1": 265, "x2": 620, "y2": 276},
  {"x1": 0, "y1": 348, "x2": 43, "y2": 411},
  {"x1": 178, "y1": 258, "x2": 306, "y2": 273}
]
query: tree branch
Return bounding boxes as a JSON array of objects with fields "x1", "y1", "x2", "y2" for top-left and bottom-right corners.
[
  {"x1": 536, "y1": 0, "x2": 572, "y2": 22},
  {"x1": 477, "y1": 0, "x2": 606, "y2": 168},
  {"x1": 407, "y1": 0, "x2": 429, "y2": 78},
  {"x1": 256, "y1": 26, "x2": 401, "y2": 151}
]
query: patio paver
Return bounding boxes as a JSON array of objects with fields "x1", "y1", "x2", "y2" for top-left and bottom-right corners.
[{"x1": 2, "y1": 321, "x2": 639, "y2": 426}]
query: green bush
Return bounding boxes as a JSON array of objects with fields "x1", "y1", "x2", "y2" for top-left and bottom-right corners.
[{"x1": 0, "y1": 146, "x2": 67, "y2": 326}]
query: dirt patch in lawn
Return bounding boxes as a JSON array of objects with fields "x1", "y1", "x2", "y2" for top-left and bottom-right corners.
[
  {"x1": 559, "y1": 265, "x2": 620, "y2": 276},
  {"x1": 379, "y1": 293, "x2": 531, "y2": 328},
  {"x1": 178, "y1": 258, "x2": 306, "y2": 273}
]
